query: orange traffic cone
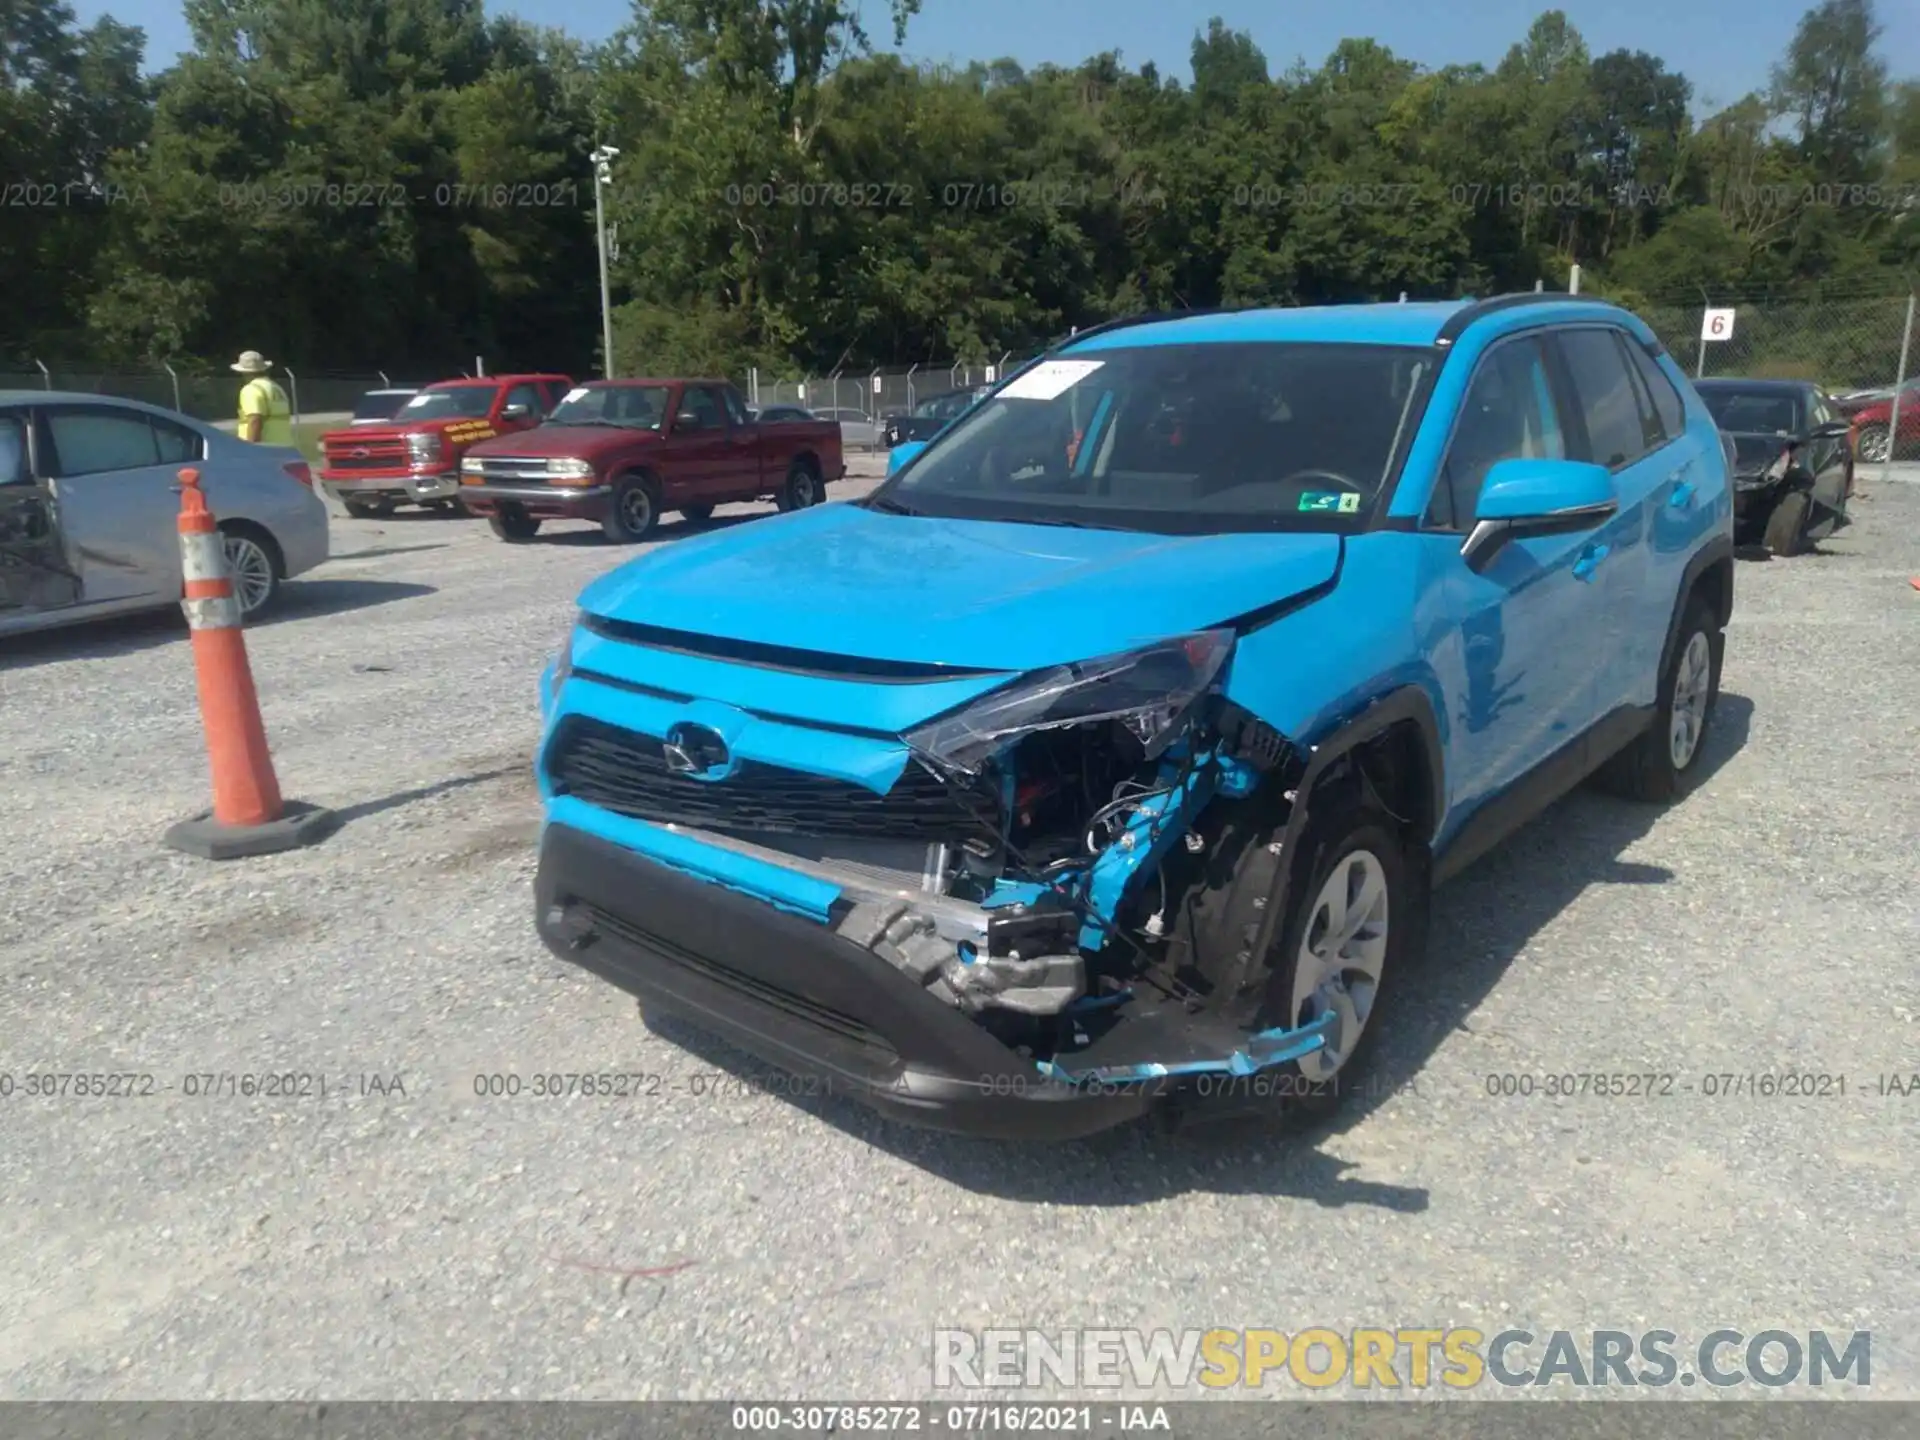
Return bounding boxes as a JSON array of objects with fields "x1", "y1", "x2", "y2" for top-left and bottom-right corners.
[{"x1": 163, "y1": 467, "x2": 338, "y2": 859}]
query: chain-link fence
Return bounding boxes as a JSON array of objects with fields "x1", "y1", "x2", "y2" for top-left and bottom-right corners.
[
  {"x1": 1636, "y1": 293, "x2": 1917, "y2": 393},
  {"x1": 748, "y1": 356, "x2": 1043, "y2": 431},
  {"x1": 0, "y1": 364, "x2": 443, "y2": 424}
]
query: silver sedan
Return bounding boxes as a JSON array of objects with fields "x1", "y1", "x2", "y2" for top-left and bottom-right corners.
[{"x1": 0, "y1": 390, "x2": 329, "y2": 635}]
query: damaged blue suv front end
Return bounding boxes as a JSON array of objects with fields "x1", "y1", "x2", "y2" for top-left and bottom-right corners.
[{"x1": 532, "y1": 313, "x2": 1458, "y2": 1138}]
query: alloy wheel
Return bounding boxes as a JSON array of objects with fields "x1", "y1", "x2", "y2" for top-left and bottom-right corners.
[
  {"x1": 223, "y1": 533, "x2": 275, "y2": 615},
  {"x1": 620, "y1": 485, "x2": 654, "y2": 534},
  {"x1": 1290, "y1": 849, "x2": 1390, "y2": 1082},
  {"x1": 1669, "y1": 630, "x2": 1712, "y2": 771}
]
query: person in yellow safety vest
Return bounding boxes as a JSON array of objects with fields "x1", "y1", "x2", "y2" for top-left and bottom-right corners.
[{"x1": 231, "y1": 350, "x2": 294, "y2": 447}]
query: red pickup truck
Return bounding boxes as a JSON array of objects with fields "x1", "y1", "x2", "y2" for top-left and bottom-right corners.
[
  {"x1": 457, "y1": 378, "x2": 846, "y2": 542},
  {"x1": 318, "y1": 373, "x2": 572, "y2": 517}
]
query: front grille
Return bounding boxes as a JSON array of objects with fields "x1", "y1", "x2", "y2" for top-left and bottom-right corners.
[
  {"x1": 549, "y1": 716, "x2": 1000, "y2": 845},
  {"x1": 472, "y1": 458, "x2": 559, "y2": 484},
  {"x1": 324, "y1": 446, "x2": 407, "y2": 471},
  {"x1": 580, "y1": 902, "x2": 898, "y2": 1060}
]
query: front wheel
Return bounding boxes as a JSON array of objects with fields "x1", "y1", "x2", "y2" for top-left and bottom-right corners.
[
  {"x1": 1248, "y1": 800, "x2": 1420, "y2": 1124},
  {"x1": 1855, "y1": 424, "x2": 1890, "y2": 465},
  {"x1": 603, "y1": 475, "x2": 660, "y2": 543},
  {"x1": 488, "y1": 509, "x2": 541, "y2": 543},
  {"x1": 1593, "y1": 594, "x2": 1722, "y2": 803},
  {"x1": 1763, "y1": 489, "x2": 1811, "y2": 557},
  {"x1": 342, "y1": 498, "x2": 390, "y2": 520}
]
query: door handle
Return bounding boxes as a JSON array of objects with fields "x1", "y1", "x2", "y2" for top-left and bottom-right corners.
[{"x1": 1572, "y1": 542, "x2": 1609, "y2": 582}]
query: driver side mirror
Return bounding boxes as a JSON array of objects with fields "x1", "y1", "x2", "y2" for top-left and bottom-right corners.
[
  {"x1": 1461, "y1": 458, "x2": 1617, "y2": 572},
  {"x1": 500, "y1": 403, "x2": 531, "y2": 421},
  {"x1": 673, "y1": 410, "x2": 705, "y2": 431}
]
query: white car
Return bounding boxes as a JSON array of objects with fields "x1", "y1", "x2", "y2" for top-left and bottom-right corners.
[{"x1": 0, "y1": 390, "x2": 330, "y2": 634}]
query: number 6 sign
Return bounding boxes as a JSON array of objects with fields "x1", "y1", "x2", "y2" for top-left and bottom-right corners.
[{"x1": 1701, "y1": 307, "x2": 1736, "y2": 342}]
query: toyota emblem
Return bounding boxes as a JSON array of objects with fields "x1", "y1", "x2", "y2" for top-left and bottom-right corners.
[{"x1": 661, "y1": 723, "x2": 735, "y2": 782}]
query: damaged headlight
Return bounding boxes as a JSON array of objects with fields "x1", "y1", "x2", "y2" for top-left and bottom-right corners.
[{"x1": 905, "y1": 629, "x2": 1235, "y2": 774}]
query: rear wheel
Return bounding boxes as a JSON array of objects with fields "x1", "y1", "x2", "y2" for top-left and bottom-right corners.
[
  {"x1": 778, "y1": 459, "x2": 822, "y2": 512},
  {"x1": 219, "y1": 524, "x2": 281, "y2": 618},
  {"x1": 1763, "y1": 489, "x2": 1811, "y2": 557},
  {"x1": 679, "y1": 504, "x2": 715, "y2": 524},
  {"x1": 1593, "y1": 594, "x2": 1722, "y2": 803},
  {"x1": 488, "y1": 508, "x2": 541, "y2": 543},
  {"x1": 1855, "y1": 423, "x2": 1890, "y2": 465},
  {"x1": 603, "y1": 474, "x2": 660, "y2": 543}
]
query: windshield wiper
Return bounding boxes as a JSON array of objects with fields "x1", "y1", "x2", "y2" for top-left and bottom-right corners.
[
  {"x1": 864, "y1": 494, "x2": 922, "y2": 516},
  {"x1": 1006, "y1": 514, "x2": 1138, "y2": 532}
]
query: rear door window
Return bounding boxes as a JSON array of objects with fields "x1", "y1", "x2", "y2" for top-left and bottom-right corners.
[
  {"x1": 44, "y1": 407, "x2": 162, "y2": 476},
  {"x1": 151, "y1": 417, "x2": 202, "y2": 464},
  {"x1": 1555, "y1": 329, "x2": 1652, "y2": 469}
]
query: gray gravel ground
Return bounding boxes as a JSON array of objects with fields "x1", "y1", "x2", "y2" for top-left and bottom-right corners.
[{"x1": 2, "y1": 461, "x2": 1916, "y2": 1402}]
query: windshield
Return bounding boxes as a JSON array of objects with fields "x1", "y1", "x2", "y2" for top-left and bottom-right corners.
[
  {"x1": 400, "y1": 385, "x2": 494, "y2": 420},
  {"x1": 876, "y1": 342, "x2": 1435, "y2": 533},
  {"x1": 1698, "y1": 388, "x2": 1800, "y2": 434},
  {"x1": 353, "y1": 392, "x2": 413, "y2": 421},
  {"x1": 547, "y1": 384, "x2": 670, "y2": 428}
]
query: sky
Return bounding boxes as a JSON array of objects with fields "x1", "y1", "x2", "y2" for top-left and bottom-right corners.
[{"x1": 67, "y1": 0, "x2": 1917, "y2": 113}]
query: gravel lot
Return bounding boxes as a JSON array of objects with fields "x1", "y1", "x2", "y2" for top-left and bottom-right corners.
[{"x1": 2, "y1": 461, "x2": 1917, "y2": 1401}]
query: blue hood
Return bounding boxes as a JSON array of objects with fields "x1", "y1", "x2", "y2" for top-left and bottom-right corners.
[{"x1": 576, "y1": 503, "x2": 1342, "y2": 671}]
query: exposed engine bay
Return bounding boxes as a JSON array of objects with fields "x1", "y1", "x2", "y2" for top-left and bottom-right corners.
[{"x1": 749, "y1": 686, "x2": 1335, "y2": 1086}]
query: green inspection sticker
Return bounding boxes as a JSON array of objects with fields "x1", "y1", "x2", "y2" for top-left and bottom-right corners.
[{"x1": 1298, "y1": 491, "x2": 1362, "y2": 513}]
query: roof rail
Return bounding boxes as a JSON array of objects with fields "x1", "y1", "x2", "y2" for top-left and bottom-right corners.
[{"x1": 1435, "y1": 291, "x2": 1615, "y2": 346}]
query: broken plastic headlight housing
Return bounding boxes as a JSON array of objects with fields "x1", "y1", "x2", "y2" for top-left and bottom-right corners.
[{"x1": 905, "y1": 629, "x2": 1235, "y2": 774}]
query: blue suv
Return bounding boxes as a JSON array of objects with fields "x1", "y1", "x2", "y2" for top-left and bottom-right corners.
[{"x1": 532, "y1": 294, "x2": 1733, "y2": 1140}]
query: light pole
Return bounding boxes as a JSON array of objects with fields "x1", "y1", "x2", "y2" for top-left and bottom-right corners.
[{"x1": 591, "y1": 145, "x2": 619, "y2": 380}]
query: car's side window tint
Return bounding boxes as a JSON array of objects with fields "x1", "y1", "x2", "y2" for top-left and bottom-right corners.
[
  {"x1": 682, "y1": 387, "x2": 724, "y2": 428},
  {"x1": 1428, "y1": 337, "x2": 1565, "y2": 530},
  {"x1": 721, "y1": 388, "x2": 750, "y2": 427},
  {"x1": 504, "y1": 384, "x2": 543, "y2": 417},
  {"x1": 45, "y1": 409, "x2": 161, "y2": 477},
  {"x1": 1557, "y1": 329, "x2": 1650, "y2": 469},
  {"x1": 151, "y1": 418, "x2": 202, "y2": 465},
  {"x1": 0, "y1": 413, "x2": 29, "y2": 485},
  {"x1": 1625, "y1": 340, "x2": 1685, "y2": 440},
  {"x1": 1611, "y1": 332, "x2": 1670, "y2": 451}
]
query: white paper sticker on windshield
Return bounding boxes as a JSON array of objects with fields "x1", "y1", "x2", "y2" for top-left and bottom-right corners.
[
  {"x1": 560, "y1": 387, "x2": 589, "y2": 404},
  {"x1": 997, "y1": 359, "x2": 1105, "y2": 401}
]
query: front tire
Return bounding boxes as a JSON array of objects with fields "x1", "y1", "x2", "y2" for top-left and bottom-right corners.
[
  {"x1": 1763, "y1": 489, "x2": 1811, "y2": 557},
  {"x1": 603, "y1": 474, "x2": 660, "y2": 543},
  {"x1": 488, "y1": 509, "x2": 541, "y2": 543},
  {"x1": 342, "y1": 498, "x2": 389, "y2": 520},
  {"x1": 1248, "y1": 799, "x2": 1421, "y2": 1124},
  {"x1": 1593, "y1": 594, "x2": 1722, "y2": 803},
  {"x1": 1855, "y1": 423, "x2": 1890, "y2": 465}
]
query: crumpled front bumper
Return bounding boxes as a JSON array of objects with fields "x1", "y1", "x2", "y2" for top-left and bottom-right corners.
[{"x1": 534, "y1": 820, "x2": 1158, "y2": 1140}]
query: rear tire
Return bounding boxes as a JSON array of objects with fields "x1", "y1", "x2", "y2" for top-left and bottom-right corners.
[
  {"x1": 1763, "y1": 489, "x2": 1810, "y2": 557},
  {"x1": 603, "y1": 474, "x2": 660, "y2": 543},
  {"x1": 679, "y1": 504, "x2": 715, "y2": 524},
  {"x1": 488, "y1": 509, "x2": 541, "y2": 543},
  {"x1": 1855, "y1": 423, "x2": 1890, "y2": 465},
  {"x1": 218, "y1": 524, "x2": 282, "y2": 619},
  {"x1": 1593, "y1": 594, "x2": 1722, "y2": 803},
  {"x1": 778, "y1": 459, "x2": 822, "y2": 512}
]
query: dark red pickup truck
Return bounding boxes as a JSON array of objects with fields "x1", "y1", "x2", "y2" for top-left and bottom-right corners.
[{"x1": 457, "y1": 378, "x2": 846, "y2": 542}]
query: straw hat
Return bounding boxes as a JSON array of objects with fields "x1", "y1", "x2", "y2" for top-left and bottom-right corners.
[{"x1": 230, "y1": 350, "x2": 273, "y2": 373}]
